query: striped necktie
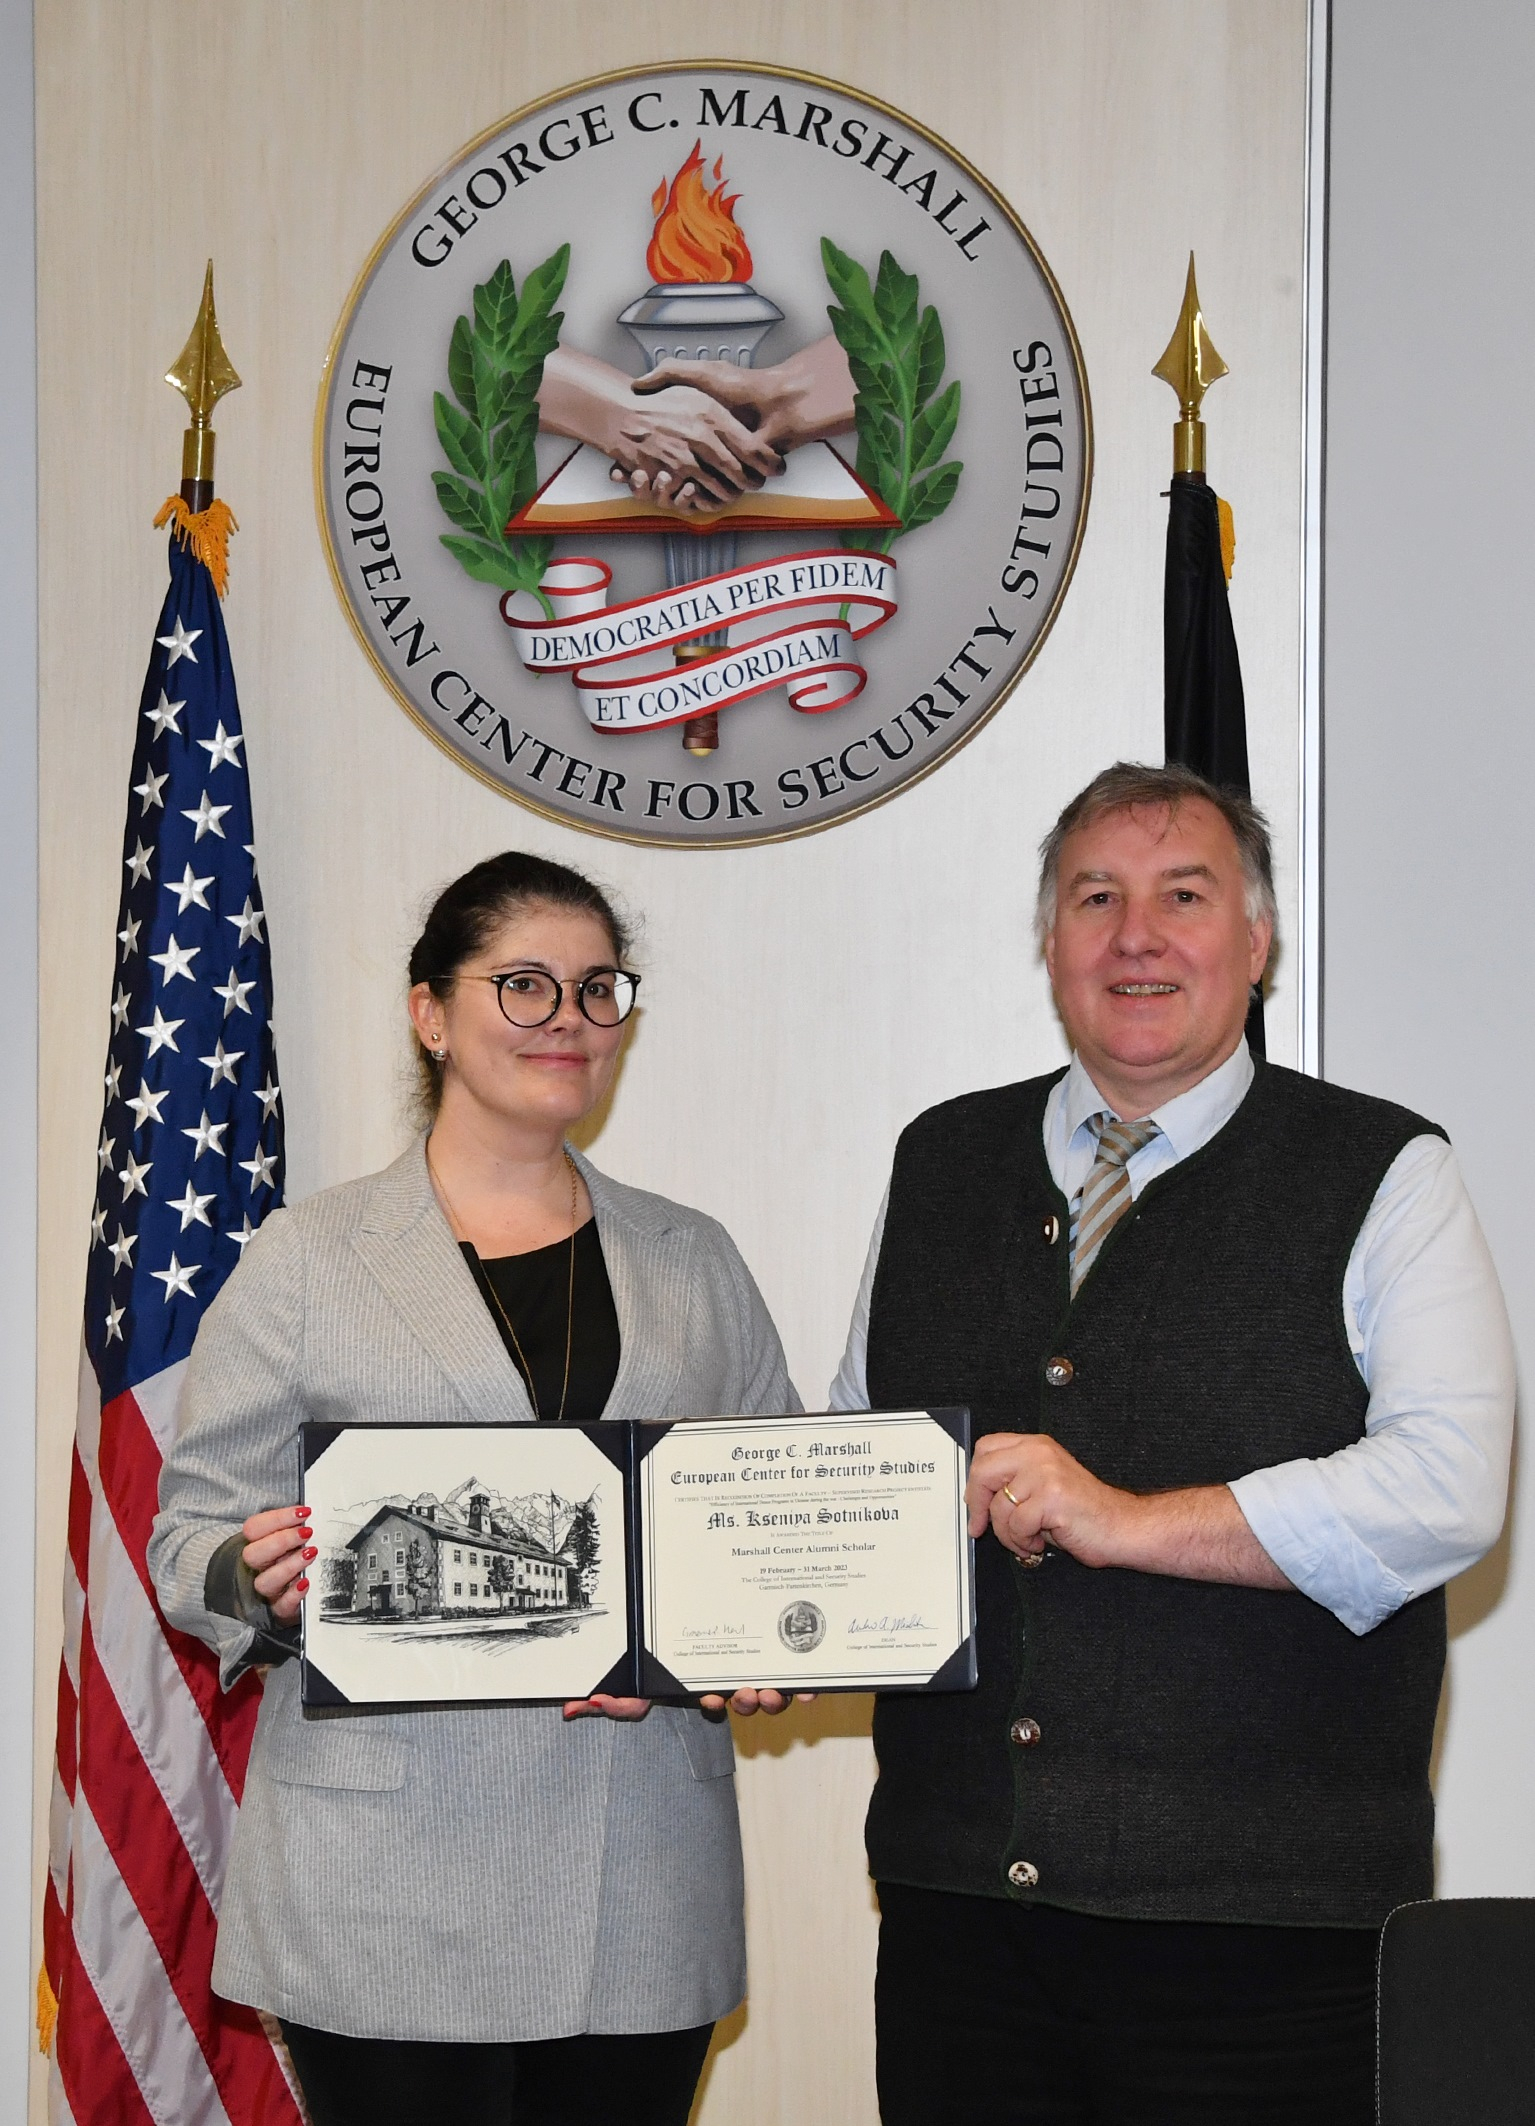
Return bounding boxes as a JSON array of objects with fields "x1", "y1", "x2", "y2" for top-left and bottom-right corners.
[{"x1": 1070, "y1": 1115, "x2": 1161, "y2": 1296}]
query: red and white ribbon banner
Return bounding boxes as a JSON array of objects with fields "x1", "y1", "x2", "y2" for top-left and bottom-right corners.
[{"x1": 500, "y1": 549, "x2": 899, "y2": 734}]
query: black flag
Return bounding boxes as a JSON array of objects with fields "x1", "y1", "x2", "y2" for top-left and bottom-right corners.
[{"x1": 1162, "y1": 471, "x2": 1265, "y2": 1056}]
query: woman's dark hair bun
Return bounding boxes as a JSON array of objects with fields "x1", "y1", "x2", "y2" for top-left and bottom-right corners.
[{"x1": 408, "y1": 852, "x2": 632, "y2": 995}]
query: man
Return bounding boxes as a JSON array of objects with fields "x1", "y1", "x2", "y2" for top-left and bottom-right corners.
[{"x1": 830, "y1": 762, "x2": 1513, "y2": 2125}]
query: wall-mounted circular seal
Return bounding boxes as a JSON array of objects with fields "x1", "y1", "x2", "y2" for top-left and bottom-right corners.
[{"x1": 316, "y1": 62, "x2": 1091, "y2": 847}]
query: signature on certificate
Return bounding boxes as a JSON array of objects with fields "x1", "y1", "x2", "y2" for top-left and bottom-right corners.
[{"x1": 848, "y1": 1614, "x2": 930, "y2": 1635}]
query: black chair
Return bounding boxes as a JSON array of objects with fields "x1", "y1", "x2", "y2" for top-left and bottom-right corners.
[{"x1": 1378, "y1": 1897, "x2": 1535, "y2": 2123}]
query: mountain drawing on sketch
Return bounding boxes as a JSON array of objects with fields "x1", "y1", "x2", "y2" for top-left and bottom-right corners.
[{"x1": 314, "y1": 1472, "x2": 604, "y2": 1650}]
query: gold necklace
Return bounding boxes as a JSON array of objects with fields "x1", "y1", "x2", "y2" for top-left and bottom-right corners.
[{"x1": 429, "y1": 1148, "x2": 580, "y2": 1423}]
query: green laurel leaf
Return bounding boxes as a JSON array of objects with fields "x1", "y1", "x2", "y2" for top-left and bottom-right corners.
[
  {"x1": 439, "y1": 533, "x2": 523, "y2": 588},
  {"x1": 510, "y1": 534, "x2": 554, "y2": 588},
  {"x1": 431, "y1": 469, "x2": 497, "y2": 538},
  {"x1": 873, "y1": 251, "x2": 920, "y2": 356},
  {"x1": 914, "y1": 308, "x2": 946, "y2": 406},
  {"x1": 433, "y1": 392, "x2": 486, "y2": 484},
  {"x1": 822, "y1": 241, "x2": 965, "y2": 555},
  {"x1": 821, "y1": 239, "x2": 879, "y2": 332},
  {"x1": 472, "y1": 260, "x2": 519, "y2": 347},
  {"x1": 910, "y1": 381, "x2": 961, "y2": 476},
  {"x1": 903, "y1": 460, "x2": 963, "y2": 532},
  {"x1": 448, "y1": 316, "x2": 477, "y2": 419},
  {"x1": 477, "y1": 368, "x2": 532, "y2": 438},
  {"x1": 488, "y1": 410, "x2": 538, "y2": 478},
  {"x1": 846, "y1": 350, "x2": 903, "y2": 423},
  {"x1": 433, "y1": 247, "x2": 569, "y2": 604},
  {"x1": 860, "y1": 405, "x2": 904, "y2": 477},
  {"x1": 516, "y1": 244, "x2": 571, "y2": 331}
]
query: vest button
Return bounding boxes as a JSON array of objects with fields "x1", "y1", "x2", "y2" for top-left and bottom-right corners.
[
  {"x1": 1008, "y1": 1860, "x2": 1040, "y2": 1889},
  {"x1": 1044, "y1": 1355, "x2": 1075, "y2": 1387},
  {"x1": 1042, "y1": 1213, "x2": 1060, "y2": 1246},
  {"x1": 1010, "y1": 1717, "x2": 1042, "y2": 1747}
]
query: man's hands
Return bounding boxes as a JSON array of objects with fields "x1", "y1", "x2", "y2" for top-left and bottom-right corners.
[
  {"x1": 966, "y1": 1435, "x2": 1295, "y2": 1591},
  {"x1": 240, "y1": 1505, "x2": 314, "y2": 1625},
  {"x1": 699, "y1": 1689, "x2": 816, "y2": 1717},
  {"x1": 968, "y1": 1434, "x2": 1131, "y2": 1568}
]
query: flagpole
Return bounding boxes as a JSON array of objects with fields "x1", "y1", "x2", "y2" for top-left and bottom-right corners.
[
  {"x1": 1152, "y1": 252, "x2": 1227, "y2": 485},
  {"x1": 42, "y1": 267, "x2": 301, "y2": 2122},
  {"x1": 1154, "y1": 254, "x2": 1265, "y2": 1055},
  {"x1": 165, "y1": 260, "x2": 240, "y2": 514}
]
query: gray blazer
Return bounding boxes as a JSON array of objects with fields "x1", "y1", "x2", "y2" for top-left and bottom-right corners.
[{"x1": 148, "y1": 1139, "x2": 798, "y2": 2043}]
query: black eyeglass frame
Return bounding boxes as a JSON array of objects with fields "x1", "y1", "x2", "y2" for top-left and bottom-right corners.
[{"x1": 435, "y1": 969, "x2": 642, "y2": 1029}]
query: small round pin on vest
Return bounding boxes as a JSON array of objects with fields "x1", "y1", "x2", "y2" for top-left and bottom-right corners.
[{"x1": 1043, "y1": 1214, "x2": 1060, "y2": 1246}]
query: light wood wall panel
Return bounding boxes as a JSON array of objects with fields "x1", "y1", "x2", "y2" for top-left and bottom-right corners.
[{"x1": 33, "y1": 4, "x2": 1310, "y2": 2118}]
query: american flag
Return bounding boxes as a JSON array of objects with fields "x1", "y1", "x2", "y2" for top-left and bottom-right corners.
[{"x1": 43, "y1": 526, "x2": 302, "y2": 2124}]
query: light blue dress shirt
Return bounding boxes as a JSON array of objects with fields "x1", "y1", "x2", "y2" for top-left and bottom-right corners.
[{"x1": 829, "y1": 1043, "x2": 1514, "y2": 1635}]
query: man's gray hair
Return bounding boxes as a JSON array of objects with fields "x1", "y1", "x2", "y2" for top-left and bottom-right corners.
[{"x1": 1035, "y1": 761, "x2": 1278, "y2": 944}]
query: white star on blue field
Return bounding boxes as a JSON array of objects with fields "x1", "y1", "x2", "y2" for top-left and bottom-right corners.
[{"x1": 85, "y1": 534, "x2": 285, "y2": 1394}]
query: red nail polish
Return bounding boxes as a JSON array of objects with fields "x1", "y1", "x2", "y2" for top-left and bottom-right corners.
[
  {"x1": 302, "y1": 1546, "x2": 317, "y2": 1561},
  {"x1": 295, "y1": 1577, "x2": 310, "y2": 1593},
  {"x1": 295, "y1": 1506, "x2": 311, "y2": 1520}
]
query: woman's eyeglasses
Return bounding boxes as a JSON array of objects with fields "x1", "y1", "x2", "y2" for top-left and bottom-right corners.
[{"x1": 439, "y1": 969, "x2": 641, "y2": 1029}]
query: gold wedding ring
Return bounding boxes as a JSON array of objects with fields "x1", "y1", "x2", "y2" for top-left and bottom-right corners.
[{"x1": 1001, "y1": 1482, "x2": 1044, "y2": 1566}]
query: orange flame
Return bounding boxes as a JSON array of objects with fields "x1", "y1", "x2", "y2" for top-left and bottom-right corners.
[{"x1": 646, "y1": 141, "x2": 753, "y2": 283}]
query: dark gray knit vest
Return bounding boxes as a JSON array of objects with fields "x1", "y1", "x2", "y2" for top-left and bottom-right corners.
[{"x1": 864, "y1": 1059, "x2": 1448, "y2": 1928}]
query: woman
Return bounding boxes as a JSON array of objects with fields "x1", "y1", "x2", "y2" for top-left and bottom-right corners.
[{"x1": 149, "y1": 852, "x2": 801, "y2": 2126}]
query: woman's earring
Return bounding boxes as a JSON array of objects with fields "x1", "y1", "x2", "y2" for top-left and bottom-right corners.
[{"x1": 431, "y1": 1042, "x2": 446, "y2": 1065}]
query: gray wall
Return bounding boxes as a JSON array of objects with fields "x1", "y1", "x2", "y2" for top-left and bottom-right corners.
[{"x1": 1326, "y1": 0, "x2": 1535, "y2": 1887}]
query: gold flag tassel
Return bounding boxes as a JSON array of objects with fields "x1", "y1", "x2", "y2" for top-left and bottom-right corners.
[
  {"x1": 154, "y1": 494, "x2": 238, "y2": 599},
  {"x1": 1217, "y1": 495, "x2": 1236, "y2": 582},
  {"x1": 37, "y1": 1960, "x2": 58, "y2": 2056}
]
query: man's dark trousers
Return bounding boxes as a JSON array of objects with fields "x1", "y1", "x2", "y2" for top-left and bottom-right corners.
[{"x1": 874, "y1": 1885, "x2": 1377, "y2": 2124}]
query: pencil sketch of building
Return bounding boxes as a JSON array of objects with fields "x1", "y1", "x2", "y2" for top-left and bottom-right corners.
[{"x1": 342, "y1": 1480, "x2": 598, "y2": 1621}]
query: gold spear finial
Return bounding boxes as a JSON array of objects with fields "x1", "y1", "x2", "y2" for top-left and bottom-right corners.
[
  {"x1": 1152, "y1": 252, "x2": 1227, "y2": 476},
  {"x1": 165, "y1": 261, "x2": 241, "y2": 504}
]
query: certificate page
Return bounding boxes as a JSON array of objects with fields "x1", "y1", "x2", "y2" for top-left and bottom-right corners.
[{"x1": 641, "y1": 1411, "x2": 973, "y2": 1692}]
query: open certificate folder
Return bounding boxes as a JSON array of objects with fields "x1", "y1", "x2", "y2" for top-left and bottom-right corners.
[{"x1": 300, "y1": 1409, "x2": 976, "y2": 1708}]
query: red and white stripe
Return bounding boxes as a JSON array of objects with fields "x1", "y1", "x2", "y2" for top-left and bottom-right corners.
[{"x1": 45, "y1": 1347, "x2": 303, "y2": 2125}]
